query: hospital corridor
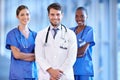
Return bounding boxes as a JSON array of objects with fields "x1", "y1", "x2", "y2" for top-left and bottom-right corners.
[{"x1": 0, "y1": 0, "x2": 120, "y2": 80}]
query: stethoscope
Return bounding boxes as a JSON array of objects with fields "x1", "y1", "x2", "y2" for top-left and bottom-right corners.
[
  {"x1": 44, "y1": 24, "x2": 67, "y2": 49},
  {"x1": 74, "y1": 26, "x2": 86, "y2": 47},
  {"x1": 15, "y1": 27, "x2": 35, "y2": 48},
  {"x1": 74, "y1": 26, "x2": 86, "y2": 38}
]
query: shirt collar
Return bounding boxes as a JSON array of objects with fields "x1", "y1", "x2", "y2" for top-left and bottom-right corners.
[{"x1": 50, "y1": 24, "x2": 61, "y2": 30}]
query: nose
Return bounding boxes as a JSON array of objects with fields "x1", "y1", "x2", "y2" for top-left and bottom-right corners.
[
  {"x1": 54, "y1": 15, "x2": 58, "y2": 19},
  {"x1": 24, "y1": 15, "x2": 28, "y2": 19},
  {"x1": 78, "y1": 16, "x2": 83, "y2": 20}
]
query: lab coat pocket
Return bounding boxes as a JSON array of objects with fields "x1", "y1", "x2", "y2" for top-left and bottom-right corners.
[{"x1": 59, "y1": 39, "x2": 68, "y2": 50}]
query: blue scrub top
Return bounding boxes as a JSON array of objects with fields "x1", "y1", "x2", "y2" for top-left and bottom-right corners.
[
  {"x1": 70, "y1": 26, "x2": 95, "y2": 76},
  {"x1": 5, "y1": 28, "x2": 38, "y2": 79}
]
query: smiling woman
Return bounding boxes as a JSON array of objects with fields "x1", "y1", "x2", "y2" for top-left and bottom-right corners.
[{"x1": 5, "y1": 5, "x2": 38, "y2": 80}]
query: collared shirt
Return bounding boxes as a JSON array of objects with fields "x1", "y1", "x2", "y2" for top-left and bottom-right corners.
[{"x1": 50, "y1": 24, "x2": 61, "y2": 36}]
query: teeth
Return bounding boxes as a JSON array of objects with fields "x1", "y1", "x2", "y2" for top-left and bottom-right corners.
[{"x1": 78, "y1": 21, "x2": 82, "y2": 24}]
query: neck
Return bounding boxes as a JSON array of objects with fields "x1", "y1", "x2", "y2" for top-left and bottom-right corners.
[
  {"x1": 19, "y1": 24, "x2": 28, "y2": 31},
  {"x1": 51, "y1": 24, "x2": 60, "y2": 28},
  {"x1": 75, "y1": 25, "x2": 85, "y2": 34},
  {"x1": 18, "y1": 24, "x2": 29, "y2": 38}
]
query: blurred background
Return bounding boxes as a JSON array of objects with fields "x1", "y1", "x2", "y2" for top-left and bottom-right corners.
[{"x1": 0, "y1": 0, "x2": 120, "y2": 80}]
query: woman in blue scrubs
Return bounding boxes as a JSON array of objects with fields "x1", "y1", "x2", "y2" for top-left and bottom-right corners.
[
  {"x1": 5, "y1": 5, "x2": 38, "y2": 80},
  {"x1": 70, "y1": 7, "x2": 95, "y2": 80}
]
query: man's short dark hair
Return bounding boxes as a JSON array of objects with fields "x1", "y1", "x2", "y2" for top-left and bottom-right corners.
[{"x1": 47, "y1": 3, "x2": 63, "y2": 13}]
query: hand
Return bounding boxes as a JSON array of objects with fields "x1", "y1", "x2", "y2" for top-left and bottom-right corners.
[
  {"x1": 47, "y1": 68, "x2": 63, "y2": 80},
  {"x1": 77, "y1": 54, "x2": 84, "y2": 57},
  {"x1": 50, "y1": 76, "x2": 57, "y2": 80}
]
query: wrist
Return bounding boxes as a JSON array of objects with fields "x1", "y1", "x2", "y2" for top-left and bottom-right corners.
[{"x1": 47, "y1": 67, "x2": 53, "y2": 73}]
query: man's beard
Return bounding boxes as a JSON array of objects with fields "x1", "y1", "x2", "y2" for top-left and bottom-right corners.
[{"x1": 51, "y1": 22, "x2": 60, "y2": 27}]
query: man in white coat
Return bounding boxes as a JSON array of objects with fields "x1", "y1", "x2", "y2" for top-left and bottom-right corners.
[{"x1": 35, "y1": 3, "x2": 77, "y2": 80}]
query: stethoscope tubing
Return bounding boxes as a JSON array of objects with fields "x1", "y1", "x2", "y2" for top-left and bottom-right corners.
[
  {"x1": 74, "y1": 26, "x2": 86, "y2": 39},
  {"x1": 44, "y1": 24, "x2": 67, "y2": 44}
]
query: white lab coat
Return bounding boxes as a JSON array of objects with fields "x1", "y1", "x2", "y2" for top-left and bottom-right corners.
[{"x1": 35, "y1": 25, "x2": 77, "y2": 80}]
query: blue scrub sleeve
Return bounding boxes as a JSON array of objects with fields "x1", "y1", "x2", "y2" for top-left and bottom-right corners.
[
  {"x1": 6, "y1": 31, "x2": 18, "y2": 50},
  {"x1": 85, "y1": 29, "x2": 95, "y2": 47}
]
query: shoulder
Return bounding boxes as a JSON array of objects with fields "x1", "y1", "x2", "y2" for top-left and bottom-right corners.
[
  {"x1": 29, "y1": 29, "x2": 37, "y2": 37},
  {"x1": 66, "y1": 28, "x2": 76, "y2": 37},
  {"x1": 69, "y1": 27, "x2": 76, "y2": 31},
  {"x1": 84, "y1": 26, "x2": 94, "y2": 33},
  {"x1": 7, "y1": 28, "x2": 18, "y2": 36},
  {"x1": 37, "y1": 27, "x2": 48, "y2": 34},
  {"x1": 85, "y1": 26, "x2": 93, "y2": 30},
  {"x1": 67, "y1": 28, "x2": 74, "y2": 32},
  {"x1": 65, "y1": 28, "x2": 77, "y2": 42},
  {"x1": 30, "y1": 29, "x2": 37, "y2": 34},
  {"x1": 36, "y1": 27, "x2": 48, "y2": 39},
  {"x1": 67, "y1": 27, "x2": 75, "y2": 33}
]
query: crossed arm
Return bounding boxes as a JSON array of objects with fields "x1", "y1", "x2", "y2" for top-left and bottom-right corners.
[
  {"x1": 10, "y1": 46, "x2": 35, "y2": 61},
  {"x1": 77, "y1": 42, "x2": 89, "y2": 57}
]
